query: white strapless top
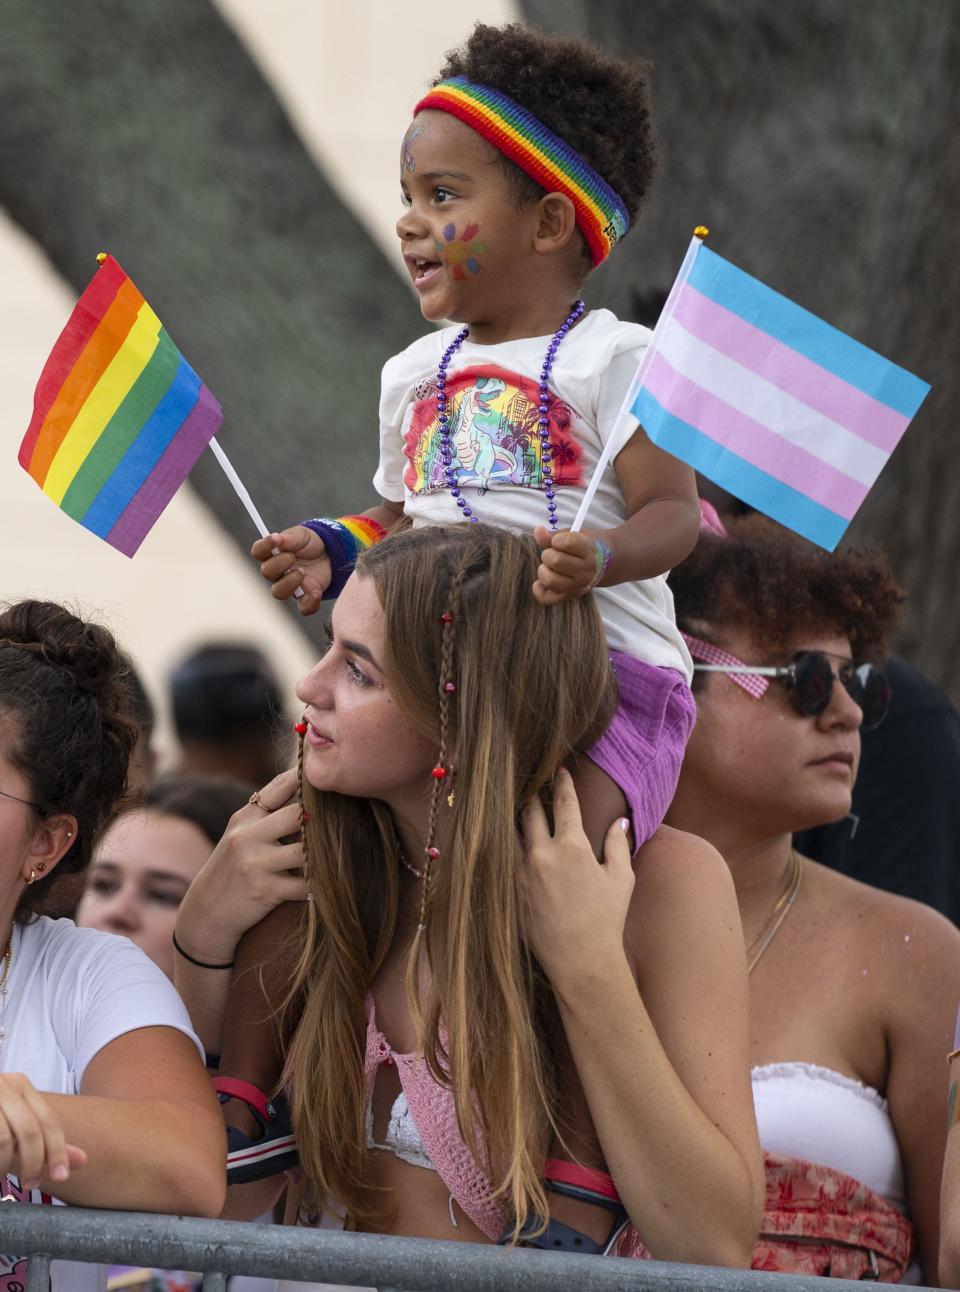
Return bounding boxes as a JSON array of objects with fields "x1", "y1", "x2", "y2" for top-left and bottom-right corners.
[
  {"x1": 752, "y1": 1061, "x2": 906, "y2": 1213},
  {"x1": 365, "y1": 1089, "x2": 435, "y2": 1172}
]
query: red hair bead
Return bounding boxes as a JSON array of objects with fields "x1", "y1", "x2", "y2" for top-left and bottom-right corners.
[
  {"x1": 425, "y1": 846, "x2": 441, "y2": 859},
  {"x1": 431, "y1": 765, "x2": 448, "y2": 780},
  {"x1": 443, "y1": 682, "x2": 457, "y2": 693},
  {"x1": 293, "y1": 721, "x2": 308, "y2": 735},
  {"x1": 440, "y1": 611, "x2": 455, "y2": 624}
]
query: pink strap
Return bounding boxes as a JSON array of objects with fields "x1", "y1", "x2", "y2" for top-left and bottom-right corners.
[
  {"x1": 212, "y1": 1076, "x2": 274, "y2": 1120},
  {"x1": 544, "y1": 1157, "x2": 621, "y2": 1203},
  {"x1": 681, "y1": 632, "x2": 770, "y2": 700},
  {"x1": 698, "y1": 498, "x2": 728, "y2": 538}
]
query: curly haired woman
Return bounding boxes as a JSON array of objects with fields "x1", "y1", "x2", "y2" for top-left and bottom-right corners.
[{"x1": 667, "y1": 516, "x2": 960, "y2": 1283}]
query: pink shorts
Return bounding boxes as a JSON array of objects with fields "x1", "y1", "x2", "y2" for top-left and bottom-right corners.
[{"x1": 586, "y1": 650, "x2": 696, "y2": 852}]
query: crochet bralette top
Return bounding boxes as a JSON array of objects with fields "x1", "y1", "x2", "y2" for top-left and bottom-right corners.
[{"x1": 364, "y1": 995, "x2": 507, "y2": 1240}]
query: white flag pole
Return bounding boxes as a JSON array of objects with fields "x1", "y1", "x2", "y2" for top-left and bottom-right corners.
[
  {"x1": 208, "y1": 436, "x2": 305, "y2": 598},
  {"x1": 570, "y1": 226, "x2": 709, "y2": 533}
]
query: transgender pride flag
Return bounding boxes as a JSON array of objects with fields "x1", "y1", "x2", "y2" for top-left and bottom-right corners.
[{"x1": 630, "y1": 236, "x2": 930, "y2": 550}]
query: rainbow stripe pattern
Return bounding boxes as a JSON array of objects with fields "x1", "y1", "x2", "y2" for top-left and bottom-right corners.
[
  {"x1": 300, "y1": 514, "x2": 388, "y2": 599},
  {"x1": 19, "y1": 254, "x2": 222, "y2": 557},
  {"x1": 414, "y1": 78, "x2": 629, "y2": 266},
  {"x1": 631, "y1": 241, "x2": 930, "y2": 550}
]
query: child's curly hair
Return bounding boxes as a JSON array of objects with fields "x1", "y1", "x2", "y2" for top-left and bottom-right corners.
[
  {"x1": 433, "y1": 22, "x2": 657, "y2": 231},
  {"x1": 668, "y1": 515, "x2": 905, "y2": 664}
]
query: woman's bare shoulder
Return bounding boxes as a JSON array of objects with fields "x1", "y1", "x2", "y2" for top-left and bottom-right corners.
[
  {"x1": 805, "y1": 858, "x2": 958, "y2": 934},
  {"x1": 627, "y1": 825, "x2": 740, "y2": 949},
  {"x1": 804, "y1": 859, "x2": 960, "y2": 978},
  {"x1": 633, "y1": 823, "x2": 732, "y2": 888}
]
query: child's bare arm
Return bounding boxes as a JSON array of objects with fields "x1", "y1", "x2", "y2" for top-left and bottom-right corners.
[
  {"x1": 251, "y1": 498, "x2": 405, "y2": 616},
  {"x1": 533, "y1": 429, "x2": 699, "y2": 605}
]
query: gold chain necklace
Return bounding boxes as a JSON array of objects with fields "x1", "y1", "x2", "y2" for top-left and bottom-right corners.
[{"x1": 746, "y1": 850, "x2": 803, "y2": 974}]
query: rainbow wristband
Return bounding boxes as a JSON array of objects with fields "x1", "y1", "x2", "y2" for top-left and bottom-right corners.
[
  {"x1": 589, "y1": 537, "x2": 613, "y2": 589},
  {"x1": 300, "y1": 515, "x2": 387, "y2": 599}
]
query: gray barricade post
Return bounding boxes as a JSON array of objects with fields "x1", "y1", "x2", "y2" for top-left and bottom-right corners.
[{"x1": 0, "y1": 1206, "x2": 938, "y2": 1291}]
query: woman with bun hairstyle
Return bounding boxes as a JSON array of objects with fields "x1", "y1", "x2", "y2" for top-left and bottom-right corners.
[
  {"x1": 0, "y1": 602, "x2": 226, "y2": 1292},
  {"x1": 176, "y1": 524, "x2": 762, "y2": 1270}
]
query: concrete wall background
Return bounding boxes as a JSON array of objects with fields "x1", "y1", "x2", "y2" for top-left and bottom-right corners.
[{"x1": 0, "y1": 0, "x2": 514, "y2": 761}]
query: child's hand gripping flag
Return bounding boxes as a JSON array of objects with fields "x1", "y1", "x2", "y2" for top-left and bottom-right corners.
[
  {"x1": 572, "y1": 231, "x2": 930, "y2": 551},
  {"x1": 18, "y1": 253, "x2": 223, "y2": 556}
]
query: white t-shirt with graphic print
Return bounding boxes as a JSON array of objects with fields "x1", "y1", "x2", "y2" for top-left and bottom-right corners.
[
  {"x1": 0, "y1": 917, "x2": 204, "y2": 1292},
  {"x1": 374, "y1": 308, "x2": 691, "y2": 678}
]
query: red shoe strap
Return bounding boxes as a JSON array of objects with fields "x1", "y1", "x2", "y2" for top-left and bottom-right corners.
[
  {"x1": 212, "y1": 1076, "x2": 274, "y2": 1121},
  {"x1": 544, "y1": 1157, "x2": 621, "y2": 1203}
]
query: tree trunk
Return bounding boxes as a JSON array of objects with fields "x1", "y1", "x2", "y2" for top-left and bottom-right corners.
[
  {"x1": 0, "y1": 0, "x2": 423, "y2": 648},
  {"x1": 523, "y1": 0, "x2": 960, "y2": 700}
]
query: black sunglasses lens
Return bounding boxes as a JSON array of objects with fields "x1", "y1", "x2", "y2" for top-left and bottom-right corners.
[
  {"x1": 789, "y1": 652, "x2": 835, "y2": 717},
  {"x1": 845, "y1": 664, "x2": 891, "y2": 730}
]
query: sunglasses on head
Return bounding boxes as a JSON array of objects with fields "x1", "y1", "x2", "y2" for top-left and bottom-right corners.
[{"x1": 682, "y1": 634, "x2": 891, "y2": 731}]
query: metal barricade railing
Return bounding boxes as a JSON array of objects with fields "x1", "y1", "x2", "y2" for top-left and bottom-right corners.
[{"x1": 0, "y1": 1206, "x2": 938, "y2": 1292}]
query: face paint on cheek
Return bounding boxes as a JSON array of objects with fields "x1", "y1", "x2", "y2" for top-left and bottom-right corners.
[
  {"x1": 435, "y1": 221, "x2": 487, "y2": 281},
  {"x1": 401, "y1": 124, "x2": 424, "y2": 173}
]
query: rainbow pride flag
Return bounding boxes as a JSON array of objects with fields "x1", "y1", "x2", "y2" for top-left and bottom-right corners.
[
  {"x1": 630, "y1": 237, "x2": 930, "y2": 550},
  {"x1": 19, "y1": 254, "x2": 222, "y2": 556}
]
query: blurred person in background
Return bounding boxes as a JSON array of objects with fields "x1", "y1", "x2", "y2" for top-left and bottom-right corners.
[
  {"x1": 169, "y1": 643, "x2": 290, "y2": 788},
  {"x1": 120, "y1": 651, "x2": 158, "y2": 791},
  {"x1": 76, "y1": 774, "x2": 253, "y2": 980}
]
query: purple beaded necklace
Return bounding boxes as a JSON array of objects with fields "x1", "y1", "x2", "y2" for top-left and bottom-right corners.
[{"x1": 435, "y1": 299, "x2": 585, "y2": 533}]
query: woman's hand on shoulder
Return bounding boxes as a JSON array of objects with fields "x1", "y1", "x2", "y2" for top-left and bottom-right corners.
[
  {"x1": 175, "y1": 767, "x2": 308, "y2": 965},
  {"x1": 521, "y1": 767, "x2": 633, "y2": 985},
  {"x1": 0, "y1": 1073, "x2": 86, "y2": 1191}
]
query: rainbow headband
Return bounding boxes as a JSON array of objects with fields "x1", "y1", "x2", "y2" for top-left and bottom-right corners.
[{"x1": 413, "y1": 77, "x2": 629, "y2": 267}]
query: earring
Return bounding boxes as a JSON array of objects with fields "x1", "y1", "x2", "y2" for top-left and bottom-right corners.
[
  {"x1": 26, "y1": 869, "x2": 37, "y2": 885},
  {"x1": 36, "y1": 862, "x2": 47, "y2": 874}
]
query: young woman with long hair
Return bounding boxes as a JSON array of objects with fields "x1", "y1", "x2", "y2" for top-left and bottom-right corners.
[{"x1": 175, "y1": 523, "x2": 762, "y2": 1270}]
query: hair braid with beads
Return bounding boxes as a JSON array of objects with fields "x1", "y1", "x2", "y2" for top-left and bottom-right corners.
[{"x1": 416, "y1": 560, "x2": 467, "y2": 930}]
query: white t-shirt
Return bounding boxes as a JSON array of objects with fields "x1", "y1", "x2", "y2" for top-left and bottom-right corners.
[
  {"x1": 374, "y1": 308, "x2": 691, "y2": 678},
  {"x1": 0, "y1": 917, "x2": 204, "y2": 1292}
]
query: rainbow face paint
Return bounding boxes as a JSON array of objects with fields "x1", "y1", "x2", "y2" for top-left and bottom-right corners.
[
  {"x1": 402, "y1": 124, "x2": 424, "y2": 173},
  {"x1": 414, "y1": 78, "x2": 629, "y2": 266},
  {"x1": 434, "y1": 221, "x2": 486, "y2": 280}
]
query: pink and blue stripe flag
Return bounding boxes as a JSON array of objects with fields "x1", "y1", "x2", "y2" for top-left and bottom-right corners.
[{"x1": 631, "y1": 237, "x2": 930, "y2": 550}]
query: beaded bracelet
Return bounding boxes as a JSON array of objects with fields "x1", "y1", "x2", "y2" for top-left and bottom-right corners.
[
  {"x1": 588, "y1": 537, "x2": 613, "y2": 590},
  {"x1": 172, "y1": 929, "x2": 235, "y2": 970},
  {"x1": 300, "y1": 515, "x2": 388, "y2": 599}
]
